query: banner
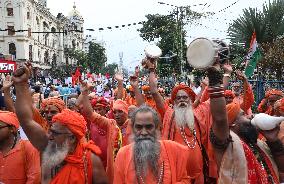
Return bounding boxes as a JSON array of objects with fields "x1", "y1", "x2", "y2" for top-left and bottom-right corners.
[{"x1": 0, "y1": 59, "x2": 16, "y2": 73}]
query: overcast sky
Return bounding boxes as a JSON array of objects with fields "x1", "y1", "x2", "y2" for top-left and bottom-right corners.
[{"x1": 47, "y1": 0, "x2": 267, "y2": 71}]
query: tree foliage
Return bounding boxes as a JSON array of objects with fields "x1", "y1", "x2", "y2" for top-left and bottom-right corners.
[
  {"x1": 228, "y1": 0, "x2": 284, "y2": 80},
  {"x1": 138, "y1": 7, "x2": 204, "y2": 77}
]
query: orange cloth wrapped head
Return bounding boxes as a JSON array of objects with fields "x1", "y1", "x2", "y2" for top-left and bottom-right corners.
[
  {"x1": 171, "y1": 84, "x2": 196, "y2": 103},
  {"x1": 41, "y1": 97, "x2": 66, "y2": 112},
  {"x1": 226, "y1": 102, "x2": 241, "y2": 125},
  {"x1": 0, "y1": 111, "x2": 20, "y2": 129},
  {"x1": 91, "y1": 97, "x2": 109, "y2": 108},
  {"x1": 224, "y1": 90, "x2": 235, "y2": 99},
  {"x1": 265, "y1": 89, "x2": 283, "y2": 98},
  {"x1": 128, "y1": 86, "x2": 134, "y2": 92},
  {"x1": 52, "y1": 109, "x2": 87, "y2": 140},
  {"x1": 141, "y1": 85, "x2": 150, "y2": 92},
  {"x1": 274, "y1": 98, "x2": 284, "y2": 113},
  {"x1": 113, "y1": 99, "x2": 128, "y2": 115}
]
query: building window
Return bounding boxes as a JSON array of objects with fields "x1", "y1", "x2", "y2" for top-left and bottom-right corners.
[
  {"x1": 7, "y1": 7, "x2": 13, "y2": 16},
  {"x1": 7, "y1": 26, "x2": 15, "y2": 35},
  {"x1": 28, "y1": 28, "x2": 31, "y2": 37},
  {"x1": 27, "y1": 12, "x2": 30, "y2": 19},
  {"x1": 29, "y1": 45, "x2": 33, "y2": 61},
  {"x1": 9, "y1": 43, "x2": 16, "y2": 58},
  {"x1": 44, "y1": 51, "x2": 49, "y2": 64}
]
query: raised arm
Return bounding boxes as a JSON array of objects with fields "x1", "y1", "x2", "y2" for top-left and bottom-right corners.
[
  {"x1": 236, "y1": 70, "x2": 254, "y2": 112},
  {"x1": 222, "y1": 64, "x2": 233, "y2": 90},
  {"x1": 114, "y1": 73, "x2": 124, "y2": 100},
  {"x1": 149, "y1": 70, "x2": 165, "y2": 112},
  {"x1": 77, "y1": 82, "x2": 113, "y2": 128},
  {"x1": 2, "y1": 75, "x2": 15, "y2": 112},
  {"x1": 129, "y1": 76, "x2": 144, "y2": 106},
  {"x1": 207, "y1": 66, "x2": 230, "y2": 168},
  {"x1": 13, "y1": 65, "x2": 48, "y2": 152}
]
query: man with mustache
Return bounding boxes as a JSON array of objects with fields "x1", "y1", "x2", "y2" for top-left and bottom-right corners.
[
  {"x1": 148, "y1": 70, "x2": 216, "y2": 183},
  {"x1": 207, "y1": 65, "x2": 284, "y2": 183},
  {"x1": 12, "y1": 65, "x2": 108, "y2": 184},
  {"x1": 113, "y1": 105, "x2": 190, "y2": 184},
  {"x1": 258, "y1": 89, "x2": 283, "y2": 115}
]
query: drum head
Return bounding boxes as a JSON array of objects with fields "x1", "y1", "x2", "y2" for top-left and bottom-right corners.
[
  {"x1": 145, "y1": 45, "x2": 162, "y2": 59},
  {"x1": 186, "y1": 38, "x2": 217, "y2": 69}
]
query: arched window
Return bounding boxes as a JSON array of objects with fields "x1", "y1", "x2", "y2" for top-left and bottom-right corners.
[
  {"x1": 6, "y1": 3, "x2": 13, "y2": 16},
  {"x1": 9, "y1": 43, "x2": 16, "y2": 58},
  {"x1": 44, "y1": 50, "x2": 49, "y2": 64},
  {"x1": 51, "y1": 27, "x2": 56, "y2": 33},
  {"x1": 29, "y1": 45, "x2": 33, "y2": 61},
  {"x1": 52, "y1": 54, "x2": 57, "y2": 68}
]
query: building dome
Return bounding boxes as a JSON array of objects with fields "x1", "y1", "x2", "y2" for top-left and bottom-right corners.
[{"x1": 68, "y1": 2, "x2": 83, "y2": 21}]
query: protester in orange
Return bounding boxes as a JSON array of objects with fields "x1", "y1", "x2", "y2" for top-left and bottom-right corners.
[
  {"x1": 207, "y1": 65, "x2": 284, "y2": 183},
  {"x1": 258, "y1": 89, "x2": 283, "y2": 115},
  {"x1": 142, "y1": 85, "x2": 157, "y2": 109},
  {"x1": 148, "y1": 70, "x2": 217, "y2": 183},
  {"x1": 12, "y1": 65, "x2": 108, "y2": 184},
  {"x1": 125, "y1": 86, "x2": 137, "y2": 106},
  {"x1": 0, "y1": 111, "x2": 41, "y2": 184},
  {"x1": 274, "y1": 98, "x2": 284, "y2": 144},
  {"x1": 114, "y1": 105, "x2": 190, "y2": 184},
  {"x1": 77, "y1": 82, "x2": 122, "y2": 183}
]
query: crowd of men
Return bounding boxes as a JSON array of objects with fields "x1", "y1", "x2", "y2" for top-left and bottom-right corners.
[{"x1": 0, "y1": 59, "x2": 284, "y2": 184}]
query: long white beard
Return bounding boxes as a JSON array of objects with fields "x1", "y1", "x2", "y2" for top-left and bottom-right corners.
[
  {"x1": 173, "y1": 104, "x2": 195, "y2": 130},
  {"x1": 41, "y1": 140, "x2": 70, "y2": 184}
]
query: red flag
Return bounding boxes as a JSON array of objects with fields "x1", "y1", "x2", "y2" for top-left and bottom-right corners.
[{"x1": 72, "y1": 67, "x2": 81, "y2": 85}]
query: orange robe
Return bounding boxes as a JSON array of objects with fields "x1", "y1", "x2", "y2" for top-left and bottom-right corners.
[
  {"x1": 145, "y1": 96, "x2": 157, "y2": 109},
  {"x1": 161, "y1": 101, "x2": 217, "y2": 183},
  {"x1": 114, "y1": 140, "x2": 190, "y2": 184},
  {"x1": 88, "y1": 112, "x2": 122, "y2": 183},
  {"x1": 125, "y1": 95, "x2": 137, "y2": 106},
  {"x1": 0, "y1": 140, "x2": 41, "y2": 184},
  {"x1": 50, "y1": 141, "x2": 100, "y2": 184}
]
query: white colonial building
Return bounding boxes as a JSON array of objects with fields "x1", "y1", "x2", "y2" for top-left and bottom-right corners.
[{"x1": 0, "y1": 0, "x2": 84, "y2": 70}]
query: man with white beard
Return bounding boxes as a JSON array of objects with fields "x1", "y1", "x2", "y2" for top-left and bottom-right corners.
[
  {"x1": 12, "y1": 64, "x2": 108, "y2": 184},
  {"x1": 113, "y1": 105, "x2": 190, "y2": 184},
  {"x1": 148, "y1": 71, "x2": 217, "y2": 183}
]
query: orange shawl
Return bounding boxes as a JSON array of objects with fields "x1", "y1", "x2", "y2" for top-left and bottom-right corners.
[{"x1": 50, "y1": 141, "x2": 101, "y2": 184}]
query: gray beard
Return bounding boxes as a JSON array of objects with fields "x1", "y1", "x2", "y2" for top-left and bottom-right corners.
[
  {"x1": 133, "y1": 132, "x2": 160, "y2": 181},
  {"x1": 173, "y1": 104, "x2": 195, "y2": 130},
  {"x1": 41, "y1": 140, "x2": 69, "y2": 184}
]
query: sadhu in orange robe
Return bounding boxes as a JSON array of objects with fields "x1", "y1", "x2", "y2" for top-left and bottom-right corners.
[{"x1": 114, "y1": 140, "x2": 190, "y2": 184}]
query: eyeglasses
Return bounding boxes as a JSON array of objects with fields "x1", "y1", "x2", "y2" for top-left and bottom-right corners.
[{"x1": 0, "y1": 125, "x2": 10, "y2": 129}]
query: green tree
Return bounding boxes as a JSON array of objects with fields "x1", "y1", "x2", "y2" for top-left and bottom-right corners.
[
  {"x1": 101, "y1": 63, "x2": 118, "y2": 76},
  {"x1": 138, "y1": 7, "x2": 204, "y2": 77},
  {"x1": 228, "y1": 0, "x2": 284, "y2": 80}
]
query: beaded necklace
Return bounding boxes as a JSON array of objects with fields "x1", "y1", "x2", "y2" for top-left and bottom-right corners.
[
  {"x1": 179, "y1": 127, "x2": 197, "y2": 149},
  {"x1": 138, "y1": 162, "x2": 165, "y2": 184}
]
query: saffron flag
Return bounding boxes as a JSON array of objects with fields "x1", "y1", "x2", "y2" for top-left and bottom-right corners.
[{"x1": 244, "y1": 31, "x2": 262, "y2": 77}]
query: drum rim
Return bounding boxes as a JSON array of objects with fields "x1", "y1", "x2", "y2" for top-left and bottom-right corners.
[{"x1": 186, "y1": 37, "x2": 217, "y2": 69}]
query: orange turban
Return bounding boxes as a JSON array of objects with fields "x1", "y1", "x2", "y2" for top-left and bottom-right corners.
[
  {"x1": 141, "y1": 85, "x2": 150, "y2": 92},
  {"x1": 128, "y1": 86, "x2": 134, "y2": 92},
  {"x1": 41, "y1": 97, "x2": 66, "y2": 112},
  {"x1": 265, "y1": 89, "x2": 283, "y2": 98},
  {"x1": 0, "y1": 111, "x2": 20, "y2": 129},
  {"x1": 171, "y1": 84, "x2": 196, "y2": 103},
  {"x1": 52, "y1": 109, "x2": 87, "y2": 140},
  {"x1": 226, "y1": 102, "x2": 241, "y2": 125},
  {"x1": 91, "y1": 97, "x2": 109, "y2": 108},
  {"x1": 113, "y1": 99, "x2": 128, "y2": 114},
  {"x1": 274, "y1": 98, "x2": 284, "y2": 113},
  {"x1": 224, "y1": 90, "x2": 235, "y2": 98}
]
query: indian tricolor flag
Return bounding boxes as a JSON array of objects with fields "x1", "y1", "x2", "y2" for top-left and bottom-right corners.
[{"x1": 244, "y1": 31, "x2": 262, "y2": 77}]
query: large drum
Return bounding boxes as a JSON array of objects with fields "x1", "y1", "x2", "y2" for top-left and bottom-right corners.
[
  {"x1": 186, "y1": 38, "x2": 229, "y2": 69},
  {"x1": 142, "y1": 45, "x2": 162, "y2": 69}
]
